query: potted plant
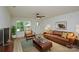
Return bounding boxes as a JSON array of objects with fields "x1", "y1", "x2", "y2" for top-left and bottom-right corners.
[{"x1": 11, "y1": 26, "x2": 16, "y2": 38}]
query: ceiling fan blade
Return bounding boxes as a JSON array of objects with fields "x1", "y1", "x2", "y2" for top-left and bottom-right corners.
[
  {"x1": 36, "y1": 13, "x2": 45, "y2": 19},
  {"x1": 37, "y1": 16, "x2": 45, "y2": 18},
  {"x1": 41, "y1": 16, "x2": 45, "y2": 17}
]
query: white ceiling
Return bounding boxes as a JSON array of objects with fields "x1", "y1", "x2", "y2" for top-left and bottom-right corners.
[{"x1": 8, "y1": 6, "x2": 79, "y2": 18}]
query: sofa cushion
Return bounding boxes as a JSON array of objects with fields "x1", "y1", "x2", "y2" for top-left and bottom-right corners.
[
  {"x1": 67, "y1": 32, "x2": 74, "y2": 39},
  {"x1": 62, "y1": 32, "x2": 67, "y2": 38},
  {"x1": 25, "y1": 30, "x2": 32, "y2": 34},
  {"x1": 67, "y1": 32, "x2": 76, "y2": 43},
  {"x1": 53, "y1": 31, "x2": 62, "y2": 36},
  {"x1": 43, "y1": 31, "x2": 53, "y2": 35},
  {"x1": 44, "y1": 34, "x2": 69, "y2": 42},
  {"x1": 25, "y1": 30, "x2": 33, "y2": 37},
  {"x1": 62, "y1": 32, "x2": 70, "y2": 41}
]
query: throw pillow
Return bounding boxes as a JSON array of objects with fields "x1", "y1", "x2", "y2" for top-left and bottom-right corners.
[
  {"x1": 67, "y1": 32, "x2": 74, "y2": 39},
  {"x1": 67, "y1": 32, "x2": 76, "y2": 43},
  {"x1": 62, "y1": 32, "x2": 67, "y2": 39}
]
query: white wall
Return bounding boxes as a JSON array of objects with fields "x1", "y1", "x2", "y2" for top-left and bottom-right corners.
[
  {"x1": 12, "y1": 11, "x2": 79, "y2": 35},
  {"x1": 40, "y1": 11, "x2": 79, "y2": 33},
  {"x1": 11, "y1": 18, "x2": 42, "y2": 37},
  {"x1": 0, "y1": 7, "x2": 11, "y2": 29},
  {"x1": 0, "y1": 7, "x2": 11, "y2": 40},
  {"x1": 11, "y1": 18, "x2": 40, "y2": 33}
]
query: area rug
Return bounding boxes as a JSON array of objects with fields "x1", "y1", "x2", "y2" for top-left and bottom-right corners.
[
  {"x1": 21, "y1": 39, "x2": 39, "y2": 52},
  {"x1": 21, "y1": 39, "x2": 79, "y2": 52}
]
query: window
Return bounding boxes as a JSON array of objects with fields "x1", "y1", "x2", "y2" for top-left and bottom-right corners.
[
  {"x1": 24, "y1": 21, "x2": 31, "y2": 26},
  {"x1": 16, "y1": 20, "x2": 31, "y2": 31},
  {"x1": 24, "y1": 21, "x2": 31, "y2": 31},
  {"x1": 16, "y1": 20, "x2": 24, "y2": 31}
]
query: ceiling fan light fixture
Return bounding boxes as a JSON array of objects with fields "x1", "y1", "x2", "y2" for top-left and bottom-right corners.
[{"x1": 36, "y1": 17, "x2": 40, "y2": 20}]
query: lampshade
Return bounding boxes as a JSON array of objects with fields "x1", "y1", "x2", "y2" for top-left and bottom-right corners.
[
  {"x1": 44, "y1": 24, "x2": 52, "y2": 32},
  {"x1": 76, "y1": 25, "x2": 79, "y2": 33}
]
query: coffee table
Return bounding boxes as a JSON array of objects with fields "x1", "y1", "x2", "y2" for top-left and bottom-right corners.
[{"x1": 33, "y1": 37, "x2": 52, "y2": 51}]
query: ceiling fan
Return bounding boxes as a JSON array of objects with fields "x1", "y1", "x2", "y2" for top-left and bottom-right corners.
[
  {"x1": 36, "y1": 13, "x2": 45, "y2": 19},
  {"x1": 35, "y1": 13, "x2": 45, "y2": 26}
]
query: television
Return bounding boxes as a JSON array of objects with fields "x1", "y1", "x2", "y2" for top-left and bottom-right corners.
[
  {"x1": 0, "y1": 29, "x2": 3, "y2": 46},
  {"x1": 4, "y1": 28, "x2": 9, "y2": 44}
]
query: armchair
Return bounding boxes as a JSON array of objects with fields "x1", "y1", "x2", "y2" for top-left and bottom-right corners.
[{"x1": 25, "y1": 30, "x2": 35, "y2": 40}]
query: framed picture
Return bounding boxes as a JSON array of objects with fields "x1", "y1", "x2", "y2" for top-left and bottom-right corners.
[{"x1": 56, "y1": 21, "x2": 67, "y2": 30}]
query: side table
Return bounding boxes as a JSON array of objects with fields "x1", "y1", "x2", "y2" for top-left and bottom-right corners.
[{"x1": 75, "y1": 39, "x2": 79, "y2": 47}]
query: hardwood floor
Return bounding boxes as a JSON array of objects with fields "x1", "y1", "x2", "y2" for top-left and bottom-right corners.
[
  {"x1": 0, "y1": 38, "x2": 23, "y2": 52},
  {"x1": 0, "y1": 40, "x2": 14, "y2": 52},
  {"x1": 13, "y1": 39, "x2": 23, "y2": 52}
]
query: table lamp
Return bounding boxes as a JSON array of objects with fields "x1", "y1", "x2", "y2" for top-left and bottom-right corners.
[
  {"x1": 76, "y1": 25, "x2": 79, "y2": 40},
  {"x1": 76, "y1": 25, "x2": 79, "y2": 34},
  {"x1": 44, "y1": 24, "x2": 52, "y2": 33}
]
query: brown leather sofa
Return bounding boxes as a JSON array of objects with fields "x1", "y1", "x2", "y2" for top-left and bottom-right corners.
[{"x1": 43, "y1": 31, "x2": 77, "y2": 48}]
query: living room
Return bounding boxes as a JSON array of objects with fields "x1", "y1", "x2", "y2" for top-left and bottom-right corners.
[{"x1": 0, "y1": 6, "x2": 79, "y2": 52}]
